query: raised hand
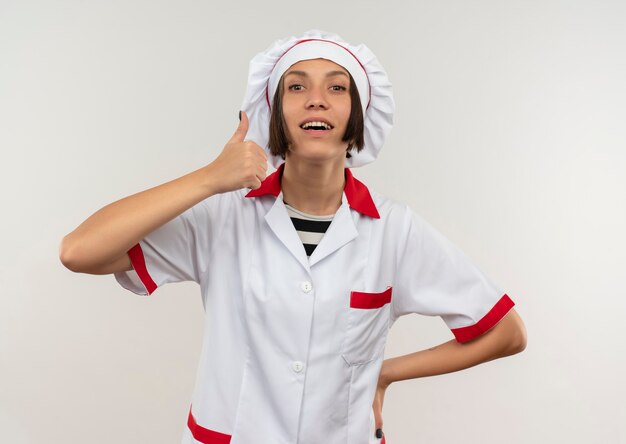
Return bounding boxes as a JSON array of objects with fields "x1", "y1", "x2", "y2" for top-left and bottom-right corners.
[{"x1": 207, "y1": 111, "x2": 268, "y2": 193}]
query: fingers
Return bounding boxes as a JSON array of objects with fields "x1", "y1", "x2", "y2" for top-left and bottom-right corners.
[
  {"x1": 228, "y1": 110, "x2": 249, "y2": 144},
  {"x1": 240, "y1": 149, "x2": 267, "y2": 191},
  {"x1": 246, "y1": 166, "x2": 266, "y2": 190},
  {"x1": 256, "y1": 161, "x2": 268, "y2": 180},
  {"x1": 247, "y1": 178, "x2": 262, "y2": 190}
]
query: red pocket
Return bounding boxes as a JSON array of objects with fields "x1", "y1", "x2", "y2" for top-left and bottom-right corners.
[{"x1": 350, "y1": 287, "x2": 392, "y2": 309}]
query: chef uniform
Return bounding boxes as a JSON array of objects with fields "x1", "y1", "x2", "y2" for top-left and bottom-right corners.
[{"x1": 114, "y1": 30, "x2": 515, "y2": 444}]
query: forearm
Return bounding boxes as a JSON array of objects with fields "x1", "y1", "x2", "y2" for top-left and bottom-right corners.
[
  {"x1": 60, "y1": 164, "x2": 221, "y2": 273},
  {"x1": 60, "y1": 113, "x2": 268, "y2": 274},
  {"x1": 380, "y1": 309, "x2": 526, "y2": 387}
]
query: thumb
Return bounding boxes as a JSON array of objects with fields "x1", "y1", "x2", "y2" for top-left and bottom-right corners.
[{"x1": 228, "y1": 110, "x2": 249, "y2": 143}]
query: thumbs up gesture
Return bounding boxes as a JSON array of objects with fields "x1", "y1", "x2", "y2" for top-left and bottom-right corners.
[{"x1": 207, "y1": 111, "x2": 268, "y2": 193}]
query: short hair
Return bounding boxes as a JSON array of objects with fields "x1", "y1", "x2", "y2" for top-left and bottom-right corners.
[{"x1": 268, "y1": 72, "x2": 365, "y2": 160}]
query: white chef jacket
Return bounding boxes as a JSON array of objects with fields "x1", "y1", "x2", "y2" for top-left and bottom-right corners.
[{"x1": 114, "y1": 163, "x2": 515, "y2": 444}]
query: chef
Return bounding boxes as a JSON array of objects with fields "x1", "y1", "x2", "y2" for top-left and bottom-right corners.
[{"x1": 60, "y1": 29, "x2": 527, "y2": 444}]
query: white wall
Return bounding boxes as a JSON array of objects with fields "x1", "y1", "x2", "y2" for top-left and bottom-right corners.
[{"x1": 1, "y1": 0, "x2": 625, "y2": 442}]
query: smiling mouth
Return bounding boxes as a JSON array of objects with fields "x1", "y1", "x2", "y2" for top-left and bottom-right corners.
[{"x1": 300, "y1": 121, "x2": 334, "y2": 131}]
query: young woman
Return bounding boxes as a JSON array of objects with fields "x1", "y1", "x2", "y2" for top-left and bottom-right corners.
[{"x1": 60, "y1": 30, "x2": 526, "y2": 444}]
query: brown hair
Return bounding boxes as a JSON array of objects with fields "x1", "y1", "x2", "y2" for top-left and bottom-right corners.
[{"x1": 268, "y1": 72, "x2": 365, "y2": 160}]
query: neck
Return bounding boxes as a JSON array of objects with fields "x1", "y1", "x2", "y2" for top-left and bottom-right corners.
[{"x1": 281, "y1": 158, "x2": 345, "y2": 215}]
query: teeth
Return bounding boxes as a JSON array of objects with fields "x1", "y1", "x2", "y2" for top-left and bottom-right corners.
[{"x1": 301, "y1": 121, "x2": 332, "y2": 130}]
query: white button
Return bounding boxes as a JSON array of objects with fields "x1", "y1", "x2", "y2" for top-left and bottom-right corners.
[
  {"x1": 300, "y1": 281, "x2": 313, "y2": 293},
  {"x1": 292, "y1": 361, "x2": 304, "y2": 373}
]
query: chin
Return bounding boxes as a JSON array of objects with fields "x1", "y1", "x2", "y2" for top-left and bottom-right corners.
[
  {"x1": 292, "y1": 139, "x2": 346, "y2": 152},
  {"x1": 288, "y1": 144, "x2": 346, "y2": 163}
]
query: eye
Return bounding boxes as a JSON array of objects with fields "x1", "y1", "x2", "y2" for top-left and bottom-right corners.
[
  {"x1": 331, "y1": 85, "x2": 348, "y2": 92},
  {"x1": 288, "y1": 84, "x2": 304, "y2": 91}
]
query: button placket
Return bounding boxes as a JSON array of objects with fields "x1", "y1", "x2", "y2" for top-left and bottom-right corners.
[
  {"x1": 300, "y1": 281, "x2": 313, "y2": 293},
  {"x1": 291, "y1": 280, "x2": 311, "y2": 377},
  {"x1": 291, "y1": 361, "x2": 304, "y2": 373}
]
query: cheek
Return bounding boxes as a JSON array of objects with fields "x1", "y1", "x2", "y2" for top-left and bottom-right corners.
[
  {"x1": 340, "y1": 101, "x2": 352, "y2": 124},
  {"x1": 281, "y1": 103, "x2": 297, "y2": 125},
  {"x1": 280, "y1": 110, "x2": 296, "y2": 139},
  {"x1": 283, "y1": 115, "x2": 298, "y2": 135},
  {"x1": 339, "y1": 98, "x2": 352, "y2": 122}
]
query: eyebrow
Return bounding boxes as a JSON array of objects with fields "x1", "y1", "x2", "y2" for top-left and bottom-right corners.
[{"x1": 284, "y1": 70, "x2": 349, "y2": 79}]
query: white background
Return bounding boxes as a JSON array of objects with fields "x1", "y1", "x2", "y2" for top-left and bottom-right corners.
[{"x1": 1, "y1": 0, "x2": 625, "y2": 442}]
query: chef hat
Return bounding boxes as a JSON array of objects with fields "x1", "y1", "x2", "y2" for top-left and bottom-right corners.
[{"x1": 240, "y1": 29, "x2": 395, "y2": 168}]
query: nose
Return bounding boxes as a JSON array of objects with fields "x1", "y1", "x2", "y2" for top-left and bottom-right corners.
[{"x1": 305, "y1": 86, "x2": 328, "y2": 109}]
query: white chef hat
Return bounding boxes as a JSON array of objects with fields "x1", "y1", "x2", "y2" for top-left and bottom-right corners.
[{"x1": 240, "y1": 29, "x2": 395, "y2": 168}]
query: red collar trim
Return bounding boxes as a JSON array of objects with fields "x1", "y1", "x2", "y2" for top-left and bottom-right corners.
[{"x1": 245, "y1": 163, "x2": 380, "y2": 219}]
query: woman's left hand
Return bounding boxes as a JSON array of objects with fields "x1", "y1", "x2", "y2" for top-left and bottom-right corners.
[{"x1": 373, "y1": 360, "x2": 392, "y2": 440}]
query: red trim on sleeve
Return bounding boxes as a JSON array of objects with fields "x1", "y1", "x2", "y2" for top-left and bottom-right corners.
[
  {"x1": 127, "y1": 243, "x2": 157, "y2": 295},
  {"x1": 187, "y1": 406, "x2": 232, "y2": 444},
  {"x1": 451, "y1": 294, "x2": 515, "y2": 343},
  {"x1": 350, "y1": 287, "x2": 392, "y2": 309}
]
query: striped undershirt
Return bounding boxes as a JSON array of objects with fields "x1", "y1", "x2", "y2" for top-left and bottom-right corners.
[{"x1": 284, "y1": 201, "x2": 335, "y2": 257}]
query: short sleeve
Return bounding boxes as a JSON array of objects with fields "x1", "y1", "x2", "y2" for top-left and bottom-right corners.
[
  {"x1": 114, "y1": 193, "x2": 232, "y2": 296},
  {"x1": 392, "y1": 206, "x2": 515, "y2": 343}
]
